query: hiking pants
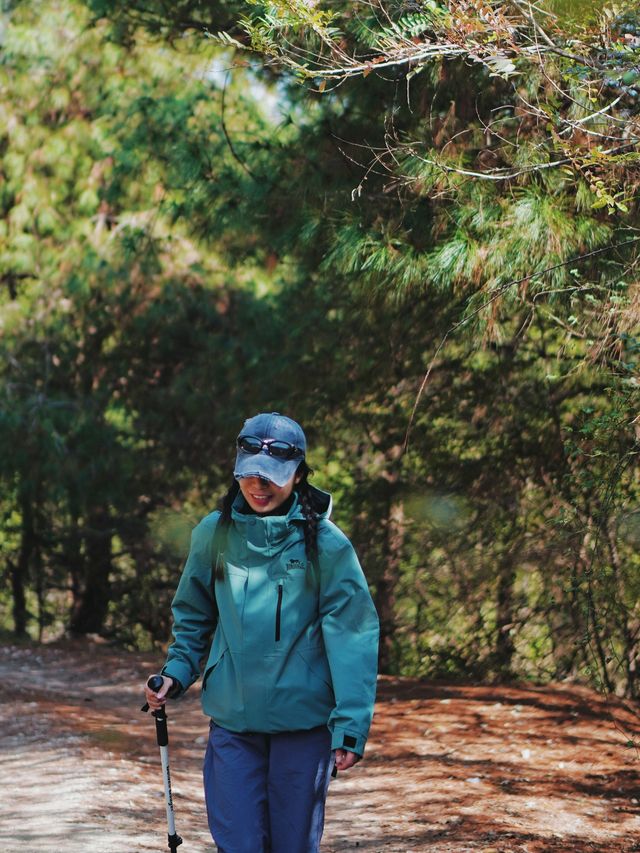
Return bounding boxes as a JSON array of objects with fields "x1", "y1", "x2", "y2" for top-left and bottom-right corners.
[{"x1": 203, "y1": 722, "x2": 334, "y2": 853}]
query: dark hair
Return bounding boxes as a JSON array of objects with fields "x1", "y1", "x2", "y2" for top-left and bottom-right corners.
[
  {"x1": 213, "y1": 461, "x2": 318, "y2": 581},
  {"x1": 296, "y1": 460, "x2": 319, "y2": 568}
]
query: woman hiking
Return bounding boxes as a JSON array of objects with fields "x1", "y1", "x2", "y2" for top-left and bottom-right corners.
[{"x1": 144, "y1": 412, "x2": 379, "y2": 853}]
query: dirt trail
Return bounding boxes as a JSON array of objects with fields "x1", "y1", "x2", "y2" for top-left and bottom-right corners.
[{"x1": 1, "y1": 641, "x2": 639, "y2": 852}]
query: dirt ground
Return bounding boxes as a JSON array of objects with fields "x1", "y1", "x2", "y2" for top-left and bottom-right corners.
[{"x1": 1, "y1": 641, "x2": 639, "y2": 853}]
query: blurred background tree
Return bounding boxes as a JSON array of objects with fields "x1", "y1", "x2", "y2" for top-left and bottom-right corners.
[{"x1": 1, "y1": 0, "x2": 638, "y2": 697}]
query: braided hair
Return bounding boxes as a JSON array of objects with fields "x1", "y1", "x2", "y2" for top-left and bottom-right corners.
[
  {"x1": 212, "y1": 461, "x2": 319, "y2": 580},
  {"x1": 295, "y1": 461, "x2": 319, "y2": 569}
]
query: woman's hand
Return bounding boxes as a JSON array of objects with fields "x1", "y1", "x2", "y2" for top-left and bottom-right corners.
[
  {"x1": 334, "y1": 749, "x2": 360, "y2": 771},
  {"x1": 143, "y1": 675, "x2": 174, "y2": 711}
]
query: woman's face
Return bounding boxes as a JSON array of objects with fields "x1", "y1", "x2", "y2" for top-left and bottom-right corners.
[{"x1": 238, "y1": 472, "x2": 299, "y2": 514}]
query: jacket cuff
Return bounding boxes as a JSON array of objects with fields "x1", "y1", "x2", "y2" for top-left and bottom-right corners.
[
  {"x1": 161, "y1": 664, "x2": 190, "y2": 697},
  {"x1": 330, "y1": 727, "x2": 367, "y2": 756},
  {"x1": 165, "y1": 677, "x2": 183, "y2": 698}
]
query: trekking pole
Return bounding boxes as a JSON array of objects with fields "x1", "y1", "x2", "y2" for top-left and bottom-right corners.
[{"x1": 142, "y1": 675, "x2": 183, "y2": 852}]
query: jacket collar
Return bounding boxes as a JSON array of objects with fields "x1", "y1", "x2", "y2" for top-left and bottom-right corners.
[{"x1": 230, "y1": 486, "x2": 332, "y2": 554}]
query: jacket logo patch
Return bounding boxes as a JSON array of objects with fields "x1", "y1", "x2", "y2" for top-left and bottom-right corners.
[{"x1": 286, "y1": 559, "x2": 306, "y2": 572}]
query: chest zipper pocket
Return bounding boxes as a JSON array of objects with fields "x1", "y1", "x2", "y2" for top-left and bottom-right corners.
[{"x1": 275, "y1": 583, "x2": 283, "y2": 642}]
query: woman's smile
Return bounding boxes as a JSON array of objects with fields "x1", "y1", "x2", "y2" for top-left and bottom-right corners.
[
  {"x1": 238, "y1": 475, "x2": 297, "y2": 514},
  {"x1": 248, "y1": 491, "x2": 271, "y2": 508}
]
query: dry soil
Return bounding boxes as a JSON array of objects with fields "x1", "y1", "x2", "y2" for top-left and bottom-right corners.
[{"x1": 1, "y1": 641, "x2": 639, "y2": 852}]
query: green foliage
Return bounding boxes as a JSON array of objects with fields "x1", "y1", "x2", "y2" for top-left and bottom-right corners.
[
  {"x1": 1, "y1": 0, "x2": 638, "y2": 703},
  {"x1": 0, "y1": 0, "x2": 271, "y2": 641}
]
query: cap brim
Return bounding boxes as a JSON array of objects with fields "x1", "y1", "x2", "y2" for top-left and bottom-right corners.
[{"x1": 234, "y1": 452, "x2": 301, "y2": 488}]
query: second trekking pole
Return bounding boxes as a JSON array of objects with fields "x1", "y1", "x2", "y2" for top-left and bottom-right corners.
[{"x1": 142, "y1": 675, "x2": 183, "y2": 852}]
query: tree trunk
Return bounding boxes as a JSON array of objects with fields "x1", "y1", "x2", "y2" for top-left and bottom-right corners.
[
  {"x1": 69, "y1": 507, "x2": 113, "y2": 635},
  {"x1": 376, "y1": 498, "x2": 404, "y2": 674},
  {"x1": 606, "y1": 518, "x2": 637, "y2": 698},
  {"x1": 34, "y1": 544, "x2": 46, "y2": 643},
  {"x1": 12, "y1": 491, "x2": 35, "y2": 637},
  {"x1": 495, "y1": 549, "x2": 517, "y2": 676},
  {"x1": 11, "y1": 556, "x2": 29, "y2": 638},
  {"x1": 66, "y1": 512, "x2": 83, "y2": 625},
  {"x1": 579, "y1": 524, "x2": 614, "y2": 693}
]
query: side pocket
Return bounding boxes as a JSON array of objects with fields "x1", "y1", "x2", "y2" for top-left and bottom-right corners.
[
  {"x1": 203, "y1": 648, "x2": 226, "y2": 692},
  {"x1": 296, "y1": 646, "x2": 333, "y2": 691}
]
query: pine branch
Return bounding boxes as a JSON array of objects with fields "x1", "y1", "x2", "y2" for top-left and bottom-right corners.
[{"x1": 403, "y1": 236, "x2": 640, "y2": 451}]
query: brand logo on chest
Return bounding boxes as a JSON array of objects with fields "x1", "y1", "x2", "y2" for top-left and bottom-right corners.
[{"x1": 286, "y1": 558, "x2": 306, "y2": 572}]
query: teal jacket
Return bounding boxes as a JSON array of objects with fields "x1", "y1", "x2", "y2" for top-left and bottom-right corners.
[{"x1": 162, "y1": 487, "x2": 379, "y2": 756}]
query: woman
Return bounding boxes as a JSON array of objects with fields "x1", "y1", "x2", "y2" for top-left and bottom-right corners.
[{"x1": 144, "y1": 412, "x2": 379, "y2": 853}]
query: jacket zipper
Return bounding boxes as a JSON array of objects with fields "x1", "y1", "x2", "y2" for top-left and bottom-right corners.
[{"x1": 275, "y1": 583, "x2": 283, "y2": 642}]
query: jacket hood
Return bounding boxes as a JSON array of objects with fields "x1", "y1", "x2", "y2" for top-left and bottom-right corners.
[{"x1": 301, "y1": 483, "x2": 332, "y2": 518}]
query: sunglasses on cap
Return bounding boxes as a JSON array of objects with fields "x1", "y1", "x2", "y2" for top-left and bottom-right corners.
[{"x1": 237, "y1": 435, "x2": 304, "y2": 461}]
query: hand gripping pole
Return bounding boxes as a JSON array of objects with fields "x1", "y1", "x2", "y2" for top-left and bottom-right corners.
[{"x1": 142, "y1": 675, "x2": 183, "y2": 852}]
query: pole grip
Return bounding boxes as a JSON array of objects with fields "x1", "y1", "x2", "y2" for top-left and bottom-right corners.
[
  {"x1": 141, "y1": 674, "x2": 166, "y2": 713},
  {"x1": 153, "y1": 704, "x2": 169, "y2": 747}
]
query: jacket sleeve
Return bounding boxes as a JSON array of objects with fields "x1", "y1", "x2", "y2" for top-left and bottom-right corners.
[
  {"x1": 318, "y1": 522, "x2": 379, "y2": 756},
  {"x1": 161, "y1": 513, "x2": 219, "y2": 695}
]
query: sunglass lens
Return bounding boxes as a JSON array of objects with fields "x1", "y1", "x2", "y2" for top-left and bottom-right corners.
[
  {"x1": 268, "y1": 440, "x2": 296, "y2": 459},
  {"x1": 239, "y1": 436, "x2": 263, "y2": 454}
]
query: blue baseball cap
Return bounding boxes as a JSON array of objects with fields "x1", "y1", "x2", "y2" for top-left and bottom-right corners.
[{"x1": 234, "y1": 412, "x2": 307, "y2": 487}]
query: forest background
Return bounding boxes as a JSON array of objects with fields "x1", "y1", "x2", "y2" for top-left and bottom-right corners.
[{"x1": 1, "y1": 0, "x2": 639, "y2": 699}]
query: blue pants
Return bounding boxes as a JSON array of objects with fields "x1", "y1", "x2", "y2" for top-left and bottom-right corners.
[{"x1": 203, "y1": 723, "x2": 334, "y2": 853}]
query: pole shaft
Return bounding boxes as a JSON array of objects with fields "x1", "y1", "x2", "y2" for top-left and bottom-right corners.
[
  {"x1": 159, "y1": 745, "x2": 177, "y2": 835},
  {"x1": 144, "y1": 677, "x2": 182, "y2": 850}
]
